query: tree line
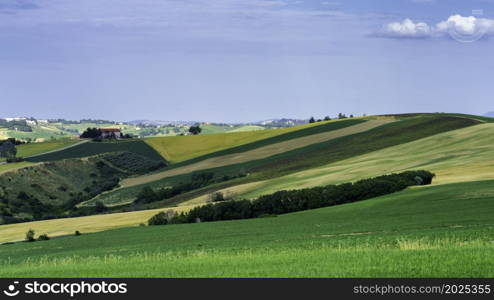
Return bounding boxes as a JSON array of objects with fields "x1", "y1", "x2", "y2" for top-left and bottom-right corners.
[
  {"x1": 148, "y1": 170, "x2": 435, "y2": 226},
  {"x1": 309, "y1": 113, "x2": 356, "y2": 124}
]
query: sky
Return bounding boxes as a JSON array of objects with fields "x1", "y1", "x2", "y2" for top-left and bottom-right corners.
[{"x1": 1, "y1": 0, "x2": 493, "y2": 122}]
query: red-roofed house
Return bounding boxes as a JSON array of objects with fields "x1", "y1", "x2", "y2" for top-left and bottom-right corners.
[{"x1": 100, "y1": 128, "x2": 122, "y2": 139}]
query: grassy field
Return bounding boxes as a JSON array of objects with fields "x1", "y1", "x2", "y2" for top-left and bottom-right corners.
[
  {"x1": 235, "y1": 122, "x2": 494, "y2": 198},
  {"x1": 26, "y1": 139, "x2": 165, "y2": 163},
  {"x1": 0, "y1": 126, "x2": 70, "y2": 141},
  {"x1": 0, "y1": 205, "x2": 196, "y2": 244},
  {"x1": 17, "y1": 139, "x2": 80, "y2": 158},
  {"x1": 144, "y1": 119, "x2": 364, "y2": 163},
  {"x1": 125, "y1": 119, "x2": 381, "y2": 187},
  {"x1": 0, "y1": 139, "x2": 78, "y2": 174},
  {"x1": 115, "y1": 116, "x2": 476, "y2": 204},
  {"x1": 0, "y1": 161, "x2": 35, "y2": 174},
  {"x1": 1, "y1": 180, "x2": 494, "y2": 277},
  {"x1": 228, "y1": 125, "x2": 265, "y2": 132}
]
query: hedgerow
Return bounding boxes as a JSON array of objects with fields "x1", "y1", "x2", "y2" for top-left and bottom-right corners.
[{"x1": 149, "y1": 170, "x2": 435, "y2": 226}]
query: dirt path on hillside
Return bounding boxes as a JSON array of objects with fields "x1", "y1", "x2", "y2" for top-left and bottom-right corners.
[{"x1": 121, "y1": 119, "x2": 394, "y2": 187}]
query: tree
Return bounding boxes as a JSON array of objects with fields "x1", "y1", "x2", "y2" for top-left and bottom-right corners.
[
  {"x1": 0, "y1": 141, "x2": 17, "y2": 160},
  {"x1": 25, "y1": 229, "x2": 35, "y2": 242},
  {"x1": 309, "y1": 117, "x2": 316, "y2": 123},
  {"x1": 188, "y1": 125, "x2": 202, "y2": 135},
  {"x1": 324, "y1": 116, "x2": 331, "y2": 121},
  {"x1": 148, "y1": 211, "x2": 169, "y2": 225},
  {"x1": 136, "y1": 187, "x2": 158, "y2": 203},
  {"x1": 338, "y1": 113, "x2": 347, "y2": 119},
  {"x1": 94, "y1": 201, "x2": 107, "y2": 213},
  {"x1": 80, "y1": 127, "x2": 102, "y2": 139}
]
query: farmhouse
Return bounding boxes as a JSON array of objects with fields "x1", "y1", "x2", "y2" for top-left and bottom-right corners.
[{"x1": 100, "y1": 128, "x2": 122, "y2": 139}]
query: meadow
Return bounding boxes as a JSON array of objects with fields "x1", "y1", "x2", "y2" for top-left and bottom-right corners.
[
  {"x1": 235, "y1": 122, "x2": 494, "y2": 198},
  {"x1": 1, "y1": 113, "x2": 493, "y2": 278},
  {"x1": 26, "y1": 139, "x2": 165, "y2": 163},
  {"x1": 0, "y1": 139, "x2": 78, "y2": 174},
  {"x1": 144, "y1": 118, "x2": 364, "y2": 163},
  {"x1": 1, "y1": 180, "x2": 493, "y2": 277},
  {"x1": 105, "y1": 115, "x2": 477, "y2": 207},
  {"x1": 125, "y1": 119, "x2": 381, "y2": 187},
  {"x1": 16, "y1": 139, "x2": 80, "y2": 158}
]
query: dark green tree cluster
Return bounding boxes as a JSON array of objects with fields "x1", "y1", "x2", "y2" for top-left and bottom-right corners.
[
  {"x1": 0, "y1": 140, "x2": 17, "y2": 161},
  {"x1": 149, "y1": 170, "x2": 435, "y2": 226},
  {"x1": 80, "y1": 127, "x2": 102, "y2": 139},
  {"x1": 188, "y1": 125, "x2": 202, "y2": 135}
]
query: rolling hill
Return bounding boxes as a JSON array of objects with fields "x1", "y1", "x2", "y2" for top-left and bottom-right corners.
[
  {"x1": 91, "y1": 115, "x2": 478, "y2": 208},
  {"x1": 25, "y1": 139, "x2": 165, "y2": 163},
  {"x1": 0, "y1": 152, "x2": 166, "y2": 224},
  {"x1": 1, "y1": 179, "x2": 494, "y2": 277},
  {"x1": 144, "y1": 118, "x2": 365, "y2": 163},
  {"x1": 225, "y1": 121, "x2": 494, "y2": 199},
  {"x1": 1, "y1": 113, "x2": 493, "y2": 277}
]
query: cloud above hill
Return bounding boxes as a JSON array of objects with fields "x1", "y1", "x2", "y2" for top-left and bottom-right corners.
[{"x1": 378, "y1": 14, "x2": 494, "y2": 40}]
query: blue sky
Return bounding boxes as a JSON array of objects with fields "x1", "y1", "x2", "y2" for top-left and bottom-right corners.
[{"x1": 1, "y1": 0, "x2": 493, "y2": 122}]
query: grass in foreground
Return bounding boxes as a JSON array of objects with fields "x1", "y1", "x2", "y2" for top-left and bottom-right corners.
[{"x1": 1, "y1": 179, "x2": 494, "y2": 277}]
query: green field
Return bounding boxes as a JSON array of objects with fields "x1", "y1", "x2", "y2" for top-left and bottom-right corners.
[
  {"x1": 0, "y1": 139, "x2": 78, "y2": 173},
  {"x1": 0, "y1": 121, "x2": 275, "y2": 142},
  {"x1": 0, "y1": 161, "x2": 35, "y2": 174},
  {"x1": 17, "y1": 139, "x2": 80, "y2": 158},
  {"x1": 91, "y1": 119, "x2": 381, "y2": 205},
  {"x1": 0, "y1": 126, "x2": 70, "y2": 141},
  {"x1": 26, "y1": 140, "x2": 165, "y2": 163},
  {"x1": 1, "y1": 113, "x2": 493, "y2": 278},
  {"x1": 1, "y1": 180, "x2": 494, "y2": 277},
  {"x1": 144, "y1": 119, "x2": 362, "y2": 163},
  {"x1": 110, "y1": 116, "x2": 477, "y2": 206},
  {"x1": 236, "y1": 121, "x2": 494, "y2": 198}
]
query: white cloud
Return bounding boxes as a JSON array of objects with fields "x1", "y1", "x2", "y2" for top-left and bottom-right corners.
[
  {"x1": 381, "y1": 18, "x2": 431, "y2": 38},
  {"x1": 378, "y1": 15, "x2": 494, "y2": 40},
  {"x1": 436, "y1": 14, "x2": 494, "y2": 36}
]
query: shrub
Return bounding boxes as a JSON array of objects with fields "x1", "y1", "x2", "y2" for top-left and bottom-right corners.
[
  {"x1": 209, "y1": 192, "x2": 225, "y2": 202},
  {"x1": 25, "y1": 229, "x2": 35, "y2": 242},
  {"x1": 148, "y1": 212, "x2": 168, "y2": 226},
  {"x1": 75, "y1": 230, "x2": 81, "y2": 236},
  {"x1": 38, "y1": 234, "x2": 50, "y2": 241}
]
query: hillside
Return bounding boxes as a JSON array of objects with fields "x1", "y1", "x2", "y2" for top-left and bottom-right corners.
[
  {"x1": 25, "y1": 139, "x2": 165, "y2": 163},
  {"x1": 0, "y1": 113, "x2": 484, "y2": 230},
  {"x1": 0, "y1": 152, "x2": 166, "y2": 224},
  {"x1": 226, "y1": 121, "x2": 494, "y2": 199},
  {"x1": 144, "y1": 118, "x2": 363, "y2": 163},
  {"x1": 91, "y1": 115, "x2": 477, "y2": 208},
  {"x1": 0, "y1": 118, "x2": 281, "y2": 142},
  {"x1": 1, "y1": 113, "x2": 494, "y2": 277},
  {"x1": 1, "y1": 179, "x2": 493, "y2": 276},
  {"x1": 16, "y1": 139, "x2": 80, "y2": 158}
]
